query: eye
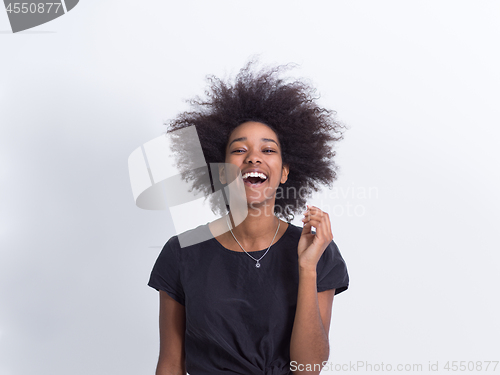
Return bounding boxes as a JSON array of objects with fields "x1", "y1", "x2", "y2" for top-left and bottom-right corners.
[
  {"x1": 231, "y1": 149, "x2": 245, "y2": 154},
  {"x1": 263, "y1": 149, "x2": 277, "y2": 153}
]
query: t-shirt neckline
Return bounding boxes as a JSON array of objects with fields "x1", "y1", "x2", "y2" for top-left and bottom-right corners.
[{"x1": 208, "y1": 221, "x2": 293, "y2": 254}]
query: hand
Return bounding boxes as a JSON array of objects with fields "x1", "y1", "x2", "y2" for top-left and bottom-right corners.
[{"x1": 297, "y1": 205, "x2": 334, "y2": 271}]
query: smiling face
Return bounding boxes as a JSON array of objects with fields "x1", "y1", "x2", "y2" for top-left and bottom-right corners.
[{"x1": 221, "y1": 121, "x2": 289, "y2": 209}]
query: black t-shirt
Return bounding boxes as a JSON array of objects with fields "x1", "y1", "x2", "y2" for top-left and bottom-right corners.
[{"x1": 148, "y1": 222, "x2": 349, "y2": 375}]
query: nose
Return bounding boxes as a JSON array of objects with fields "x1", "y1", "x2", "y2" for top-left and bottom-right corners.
[{"x1": 245, "y1": 149, "x2": 261, "y2": 164}]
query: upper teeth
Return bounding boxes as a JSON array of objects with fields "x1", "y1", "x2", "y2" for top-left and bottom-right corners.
[{"x1": 242, "y1": 172, "x2": 267, "y2": 180}]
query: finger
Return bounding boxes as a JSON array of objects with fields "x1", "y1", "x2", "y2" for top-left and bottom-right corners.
[
  {"x1": 303, "y1": 209, "x2": 324, "y2": 224},
  {"x1": 313, "y1": 212, "x2": 332, "y2": 242},
  {"x1": 302, "y1": 207, "x2": 325, "y2": 234},
  {"x1": 323, "y1": 211, "x2": 333, "y2": 241},
  {"x1": 303, "y1": 204, "x2": 319, "y2": 213},
  {"x1": 302, "y1": 212, "x2": 318, "y2": 223},
  {"x1": 305, "y1": 217, "x2": 331, "y2": 240},
  {"x1": 304, "y1": 205, "x2": 317, "y2": 216},
  {"x1": 307, "y1": 205, "x2": 324, "y2": 213},
  {"x1": 303, "y1": 205, "x2": 322, "y2": 216},
  {"x1": 304, "y1": 218, "x2": 322, "y2": 234},
  {"x1": 301, "y1": 220, "x2": 314, "y2": 235},
  {"x1": 303, "y1": 211, "x2": 321, "y2": 235}
]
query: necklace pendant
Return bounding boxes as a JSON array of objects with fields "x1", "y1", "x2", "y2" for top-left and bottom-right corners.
[{"x1": 226, "y1": 214, "x2": 279, "y2": 270}]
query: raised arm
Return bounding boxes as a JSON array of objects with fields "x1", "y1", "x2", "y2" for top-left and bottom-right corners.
[
  {"x1": 155, "y1": 290, "x2": 186, "y2": 375},
  {"x1": 290, "y1": 206, "x2": 336, "y2": 374}
]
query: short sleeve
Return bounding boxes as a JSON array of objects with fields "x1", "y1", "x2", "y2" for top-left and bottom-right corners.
[
  {"x1": 147, "y1": 236, "x2": 185, "y2": 305},
  {"x1": 316, "y1": 240, "x2": 349, "y2": 295}
]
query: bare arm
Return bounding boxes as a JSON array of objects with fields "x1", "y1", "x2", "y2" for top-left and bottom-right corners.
[
  {"x1": 290, "y1": 206, "x2": 336, "y2": 374},
  {"x1": 290, "y1": 278, "x2": 335, "y2": 374},
  {"x1": 155, "y1": 290, "x2": 186, "y2": 375}
]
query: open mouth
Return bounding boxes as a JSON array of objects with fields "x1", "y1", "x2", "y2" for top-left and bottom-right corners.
[{"x1": 242, "y1": 172, "x2": 267, "y2": 186}]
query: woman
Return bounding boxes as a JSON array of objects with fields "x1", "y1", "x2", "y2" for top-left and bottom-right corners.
[{"x1": 148, "y1": 61, "x2": 349, "y2": 375}]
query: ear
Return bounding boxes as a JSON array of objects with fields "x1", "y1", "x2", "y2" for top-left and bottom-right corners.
[
  {"x1": 280, "y1": 164, "x2": 289, "y2": 184},
  {"x1": 219, "y1": 164, "x2": 227, "y2": 185}
]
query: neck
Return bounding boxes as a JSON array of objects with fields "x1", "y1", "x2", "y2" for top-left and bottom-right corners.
[{"x1": 228, "y1": 203, "x2": 279, "y2": 245}]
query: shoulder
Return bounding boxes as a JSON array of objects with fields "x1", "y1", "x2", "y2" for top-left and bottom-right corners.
[
  {"x1": 317, "y1": 238, "x2": 349, "y2": 295},
  {"x1": 283, "y1": 222, "x2": 303, "y2": 240},
  {"x1": 155, "y1": 224, "x2": 216, "y2": 271},
  {"x1": 166, "y1": 223, "x2": 213, "y2": 250}
]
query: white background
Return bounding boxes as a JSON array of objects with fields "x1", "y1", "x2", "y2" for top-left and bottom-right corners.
[{"x1": 1, "y1": 1, "x2": 499, "y2": 374}]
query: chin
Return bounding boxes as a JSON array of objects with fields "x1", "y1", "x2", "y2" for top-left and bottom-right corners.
[{"x1": 246, "y1": 196, "x2": 274, "y2": 209}]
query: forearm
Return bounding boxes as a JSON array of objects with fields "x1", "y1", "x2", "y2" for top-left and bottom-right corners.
[
  {"x1": 155, "y1": 359, "x2": 186, "y2": 375},
  {"x1": 290, "y1": 267, "x2": 329, "y2": 374}
]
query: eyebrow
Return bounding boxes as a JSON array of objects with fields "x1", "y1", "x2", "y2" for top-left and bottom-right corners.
[{"x1": 228, "y1": 137, "x2": 279, "y2": 147}]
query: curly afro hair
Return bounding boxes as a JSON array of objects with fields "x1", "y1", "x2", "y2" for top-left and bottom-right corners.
[{"x1": 167, "y1": 61, "x2": 346, "y2": 222}]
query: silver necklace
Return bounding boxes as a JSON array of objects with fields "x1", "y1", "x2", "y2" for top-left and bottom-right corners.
[{"x1": 225, "y1": 214, "x2": 280, "y2": 268}]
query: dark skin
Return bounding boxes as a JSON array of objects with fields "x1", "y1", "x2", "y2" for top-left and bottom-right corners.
[{"x1": 155, "y1": 122, "x2": 335, "y2": 375}]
